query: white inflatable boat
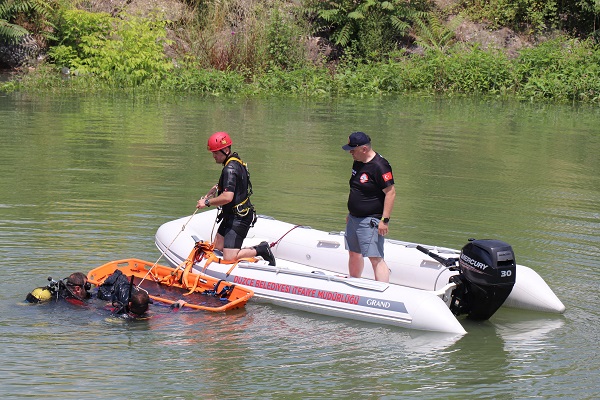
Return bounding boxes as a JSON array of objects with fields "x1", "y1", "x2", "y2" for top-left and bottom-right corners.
[{"x1": 154, "y1": 209, "x2": 565, "y2": 334}]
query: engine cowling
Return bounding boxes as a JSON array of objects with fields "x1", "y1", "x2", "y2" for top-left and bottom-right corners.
[{"x1": 450, "y1": 239, "x2": 516, "y2": 320}]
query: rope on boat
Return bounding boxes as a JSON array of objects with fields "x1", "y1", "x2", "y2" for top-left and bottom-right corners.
[
  {"x1": 137, "y1": 208, "x2": 200, "y2": 288},
  {"x1": 269, "y1": 224, "x2": 303, "y2": 248},
  {"x1": 137, "y1": 210, "x2": 301, "y2": 290},
  {"x1": 209, "y1": 212, "x2": 218, "y2": 243}
]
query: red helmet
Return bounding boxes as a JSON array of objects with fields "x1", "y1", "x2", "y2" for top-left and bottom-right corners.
[{"x1": 207, "y1": 131, "x2": 233, "y2": 152}]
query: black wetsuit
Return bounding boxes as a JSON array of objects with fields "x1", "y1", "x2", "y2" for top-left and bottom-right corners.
[
  {"x1": 97, "y1": 269, "x2": 132, "y2": 308},
  {"x1": 217, "y1": 152, "x2": 255, "y2": 248}
]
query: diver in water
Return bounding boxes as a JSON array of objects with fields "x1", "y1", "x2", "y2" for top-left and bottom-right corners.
[
  {"x1": 26, "y1": 270, "x2": 150, "y2": 318},
  {"x1": 26, "y1": 272, "x2": 91, "y2": 305},
  {"x1": 96, "y1": 269, "x2": 150, "y2": 318}
]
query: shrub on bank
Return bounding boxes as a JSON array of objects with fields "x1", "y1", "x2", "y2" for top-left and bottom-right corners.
[
  {"x1": 160, "y1": 63, "x2": 247, "y2": 95},
  {"x1": 48, "y1": 9, "x2": 173, "y2": 86},
  {"x1": 514, "y1": 37, "x2": 600, "y2": 102},
  {"x1": 4, "y1": 31, "x2": 600, "y2": 104}
]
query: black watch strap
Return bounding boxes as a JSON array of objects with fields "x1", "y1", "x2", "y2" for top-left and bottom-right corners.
[{"x1": 382, "y1": 217, "x2": 390, "y2": 223}]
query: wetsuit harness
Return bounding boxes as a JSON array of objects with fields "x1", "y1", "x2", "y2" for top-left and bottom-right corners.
[{"x1": 224, "y1": 155, "x2": 254, "y2": 217}]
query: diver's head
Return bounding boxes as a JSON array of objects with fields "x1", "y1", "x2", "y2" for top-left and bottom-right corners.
[
  {"x1": 128, "y1": 288, "x2": 150, "y2": 316},
  {"x1": 65, "y1": 272, "x2": 91, "y2": 300}
]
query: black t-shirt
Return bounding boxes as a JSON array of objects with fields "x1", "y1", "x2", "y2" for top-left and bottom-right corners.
[
  {"x1": 218, "y1": 153, "x2": 253, "y2": 215},
  {"x1": 347, "y1": 153, "x2": 394, "y2": 218}
]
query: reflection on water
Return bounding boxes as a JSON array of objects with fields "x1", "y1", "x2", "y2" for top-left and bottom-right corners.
[
  {"x1": 493, "y1": 311, "x2": 566, "y2": 353},
  {"x1": 0, "y1": 94, "x2": 598, "y2": 398}
]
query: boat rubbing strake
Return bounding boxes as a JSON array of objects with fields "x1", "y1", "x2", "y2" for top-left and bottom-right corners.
[{"x1": 183, "y1": 238, "x2": 466, "y2": 334}]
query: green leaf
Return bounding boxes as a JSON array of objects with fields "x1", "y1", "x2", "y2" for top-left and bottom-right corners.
[{"x1": 347, "y1": 11, "x2": 364, "y2": 20}]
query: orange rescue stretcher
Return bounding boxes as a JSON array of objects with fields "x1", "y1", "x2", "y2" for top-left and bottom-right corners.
[{"x1": 87, "y1": 246, "x2": 254, "y2": 312}]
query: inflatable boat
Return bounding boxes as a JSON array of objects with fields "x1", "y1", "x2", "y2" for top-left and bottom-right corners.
[
  {"x1": 87, "y1": 257, "x2": 253, "y2": 312},
  {"x1": 154, "y1": 209, "x2": 565, "y2": 333}
]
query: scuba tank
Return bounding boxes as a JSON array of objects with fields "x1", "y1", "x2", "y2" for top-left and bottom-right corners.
[
  {"x1": 25, "y1": 276, "x2": 91, "y2": 303},
  {"x1": 25, "y1": 277, "x2": 62, "y2": 303},
  {"x1": 26, "y1": 286, "x2": 53, "y2": 303}
]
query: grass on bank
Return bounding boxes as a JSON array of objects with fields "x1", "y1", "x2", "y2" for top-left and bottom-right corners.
[
  {"x1": 4, "y1": 35, "x2": 600, "y2": 104},
  {"x1": 2, "y1": 1, "x2": 600, "y2": 103}
]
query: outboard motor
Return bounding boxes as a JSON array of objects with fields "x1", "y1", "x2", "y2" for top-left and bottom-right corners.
[
  {"x1": 450, "y1": 239, "x2": 516, "y2": 319},
  {"x1": 417, "y1": 238, "x2": 517, "y2": 320}
]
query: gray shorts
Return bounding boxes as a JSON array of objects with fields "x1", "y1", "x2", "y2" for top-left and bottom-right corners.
[{"x1": 345, "y1": 215, "x2": 385, "y2": 258}]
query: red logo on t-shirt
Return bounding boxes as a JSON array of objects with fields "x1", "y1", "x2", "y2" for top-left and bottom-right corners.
[
  {"x1": 382, "y1": 172, "x2": 393, "y2": 182},
  {"x1": 360, "y1": 173, "x2": 369, "y2": 183}
]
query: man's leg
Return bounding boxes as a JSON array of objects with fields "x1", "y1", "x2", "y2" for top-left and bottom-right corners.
[
  {"x1": 223, "y1": 244, "x2": 275, "y2": 265},
  {"x1": 222, "y1": 247, "x2": 243, "y2": 260},
  {"x1": 213, "y1": 233, "x2": 224, "y2": 251},
  {"x1": 348, "y1": 250, "x2": 365, "y2": 278},
  {"x1": 369, "y1": 257, "x2": 390, "y2": 283}
]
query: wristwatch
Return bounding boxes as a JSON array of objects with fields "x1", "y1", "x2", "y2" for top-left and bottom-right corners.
[
  {"x1": 382, "y1": 217, "x2": 390, "y2": 224},
  {"x1": 204, "y1": 198, "x2": 211, "y2": 207}
]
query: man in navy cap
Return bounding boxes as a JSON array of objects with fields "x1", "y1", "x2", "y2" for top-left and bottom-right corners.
[{"x1": 342, "y1": 131, "x2": 396, "y2": 282}]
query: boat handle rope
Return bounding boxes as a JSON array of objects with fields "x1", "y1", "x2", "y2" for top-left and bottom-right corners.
[{"x1": 269, "y1": 224, "x2": 303, "y2": 248}]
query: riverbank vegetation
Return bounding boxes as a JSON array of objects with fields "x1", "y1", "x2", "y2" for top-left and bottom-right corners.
[{"x1": 2, "y1": 0, "x2": 600, "y2": 103}]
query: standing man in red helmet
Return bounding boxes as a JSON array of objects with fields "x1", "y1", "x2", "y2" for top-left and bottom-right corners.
[{"x1": 196, "y1": 132, "x2": 275, "y2": 266}]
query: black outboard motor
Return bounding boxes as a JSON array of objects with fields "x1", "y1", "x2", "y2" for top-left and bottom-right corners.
[
  {"x1": 450, "y1": 239, "x2": 516, "y2": 319},
  {"x1": 417, "y1": 238, "x2": 517, "y2": 320}
]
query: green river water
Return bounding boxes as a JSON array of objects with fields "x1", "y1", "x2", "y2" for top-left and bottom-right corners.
[{"x1": 0, "y1": 92, "x2": 598, "y2": 399}]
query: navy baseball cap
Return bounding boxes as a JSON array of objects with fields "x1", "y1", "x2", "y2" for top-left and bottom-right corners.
[{"x1": 342, "y1": 131, "x2": 371, "y2": 151}]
